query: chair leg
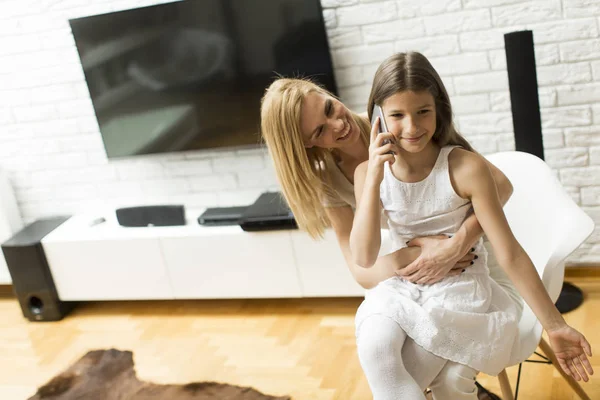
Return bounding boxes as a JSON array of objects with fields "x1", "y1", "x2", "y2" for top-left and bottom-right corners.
[
  {"x1": 498, "y1": 369, "x2": 514, "y2": 400},
  {"x1": 538, "y1": 337, "x2": 591, "y2": 400}
]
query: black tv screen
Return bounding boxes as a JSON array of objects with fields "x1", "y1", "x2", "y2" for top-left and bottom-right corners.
[{"x1": 69, "y1": 0, "x2": 337, "y2": 159}]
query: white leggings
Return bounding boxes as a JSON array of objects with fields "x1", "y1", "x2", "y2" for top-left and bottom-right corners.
[{"x1": 357, "y1": 315, "x2": 478, "y2": 400}]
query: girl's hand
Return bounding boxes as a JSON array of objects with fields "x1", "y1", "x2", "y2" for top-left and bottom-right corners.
[
  {"x1": 548, "y1": 325, "x2": 594, "y2": 382},
  {"x1": 396, "y1": 235, "x2": 476, "y2": 285},
  {"x1": 366, "y1": 117, "x2": 397, "y2": 184}
]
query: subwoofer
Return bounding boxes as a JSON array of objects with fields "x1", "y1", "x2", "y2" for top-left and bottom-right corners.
[{"x1": 1, "y1": 216, "x2": 75, "y2": 321}]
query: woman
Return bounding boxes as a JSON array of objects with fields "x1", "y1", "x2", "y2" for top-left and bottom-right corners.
[{"x1": 260, "y1": 77, "x2": 522, "y2": 397}]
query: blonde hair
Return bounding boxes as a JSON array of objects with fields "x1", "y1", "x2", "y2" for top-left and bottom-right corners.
[
  {"x1": 260, "y1": 78, "x2": 370, "y2": 238},
  {"x1": 368, "y1": 51, "x2": 474, "y2": 152}
]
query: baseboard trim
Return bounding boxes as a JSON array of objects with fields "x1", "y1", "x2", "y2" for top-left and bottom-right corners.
[
  {"x1": 1, "y1": 267, "x2": 599, "y2": 298},
  {"x1": 565, "y1": 266, "x2": 600, "y2": 278},
  {"x1": 0, "y1": 285, "x2": 14, "y2": 297}
]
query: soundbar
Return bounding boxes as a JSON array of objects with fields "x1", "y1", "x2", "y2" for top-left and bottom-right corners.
[{"x1": 116, "y1": 205, "x2": 185, "y2": 227}]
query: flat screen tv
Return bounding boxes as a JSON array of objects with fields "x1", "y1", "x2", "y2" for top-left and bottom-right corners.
[{"x1": 69, "y1": 0, "x2": 338, "y2": 159}]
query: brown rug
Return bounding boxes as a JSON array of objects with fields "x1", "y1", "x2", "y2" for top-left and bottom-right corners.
[{"x1": 29, "y1": 349, "x2": 291, "y2": 400}]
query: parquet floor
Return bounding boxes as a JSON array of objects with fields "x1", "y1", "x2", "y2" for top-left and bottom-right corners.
[{"x1": 0, "y1": 276, "x2": 598, "y2": 400}]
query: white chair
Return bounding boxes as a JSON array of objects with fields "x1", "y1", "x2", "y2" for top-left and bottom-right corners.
[{"x1": 485, "y1": 151, "x2": 595, "y2": 400}]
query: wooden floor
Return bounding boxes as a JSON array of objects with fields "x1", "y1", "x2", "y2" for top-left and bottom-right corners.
[{"x1": 0, "y1": 276, "x2": 598, "y2": 400}]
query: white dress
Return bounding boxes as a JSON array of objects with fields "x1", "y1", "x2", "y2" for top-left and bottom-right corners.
[{"x1": 355, "y1": 146, "x2": 520, "y2": 376}]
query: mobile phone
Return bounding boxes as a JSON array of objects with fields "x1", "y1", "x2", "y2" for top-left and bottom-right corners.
[
  {"x1": 371, "y1": 105, "x2": 392, "y2": 150},
  {"x1": 371, "y1": 104, "x2": 388, "y2": 134}
]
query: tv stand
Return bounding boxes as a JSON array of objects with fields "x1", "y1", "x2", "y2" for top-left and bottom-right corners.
[{"x1": 40, "y1": 210, "x2": 366, "y2": 301}]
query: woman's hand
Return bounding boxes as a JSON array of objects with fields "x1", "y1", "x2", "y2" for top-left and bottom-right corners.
[
  {"x1": 548, "y1": 325, "x2": 594, "y2": 382},
  {"x1": 366, "y1": 117, "x2": 397, "y2": 185},
  {"x1": 396, "y1": 235, "x2": 476, "y2": 284}
]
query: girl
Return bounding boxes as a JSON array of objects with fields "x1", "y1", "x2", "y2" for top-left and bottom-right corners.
[{"x1": 350, "y1": 51, "x2": 593, "y2": 399}]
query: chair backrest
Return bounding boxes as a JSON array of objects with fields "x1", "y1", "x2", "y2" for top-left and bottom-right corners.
[
  {"x1": 486, "y1": 151, "x2": 595, "y2": 365},
  {"x1": 485, "y1": 151, "x2": 595, "y2": 302}
]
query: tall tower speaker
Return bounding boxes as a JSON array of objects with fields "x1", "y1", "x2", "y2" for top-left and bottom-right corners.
[
  {"x1": 1, "y1": 216, "x2": 76, "y2": 321},
  {"x1": 505, "y1": 30, "x2": 583, "y2": 313},
  {"x1": 503, "y1": 30, "x2": 545, "y2": 159}
]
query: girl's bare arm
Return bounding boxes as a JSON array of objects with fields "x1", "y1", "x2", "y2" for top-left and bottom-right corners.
[
  {"x1": 326, "y1": 205, "x2": 420, "y2": 289},
  {"x1": 450, "y1": 148, "x2": 593, "y2": 381}
]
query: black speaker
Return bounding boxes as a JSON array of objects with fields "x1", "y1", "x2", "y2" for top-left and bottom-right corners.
[
  {"x1": 198, "y1": 206, "x2": 249, "y2": 226},
  {"x1": 1, "y1": 217, "x2": 76, "y2": 322},
  {"x1": 116, "y1": 205, "x2": 185, "y2": 227},
  {"x1": 504, "y1": 30, "x2": 545, "y2": 159},
  {"x1": 239, "y1": 192, "x2": 298, "y2": 231},
  {"x1": 505, "y1": 31, "x2": 585, "y2": 314}
]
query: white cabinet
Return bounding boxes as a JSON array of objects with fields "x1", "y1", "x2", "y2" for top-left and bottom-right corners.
[
  {"x1": 43, "y1": 237, "x2": 173, "y2": 301},
  {"x1": 42, "y1": 214, "x2": 174, "y2": 301},
  {"x1": 0, "y1": 251, "x2": 12, "y2": 284},
  {"x1": 0, "y1": 168, "x2": 24, "y2": 284},
  {"x1": 161, "y1": 229, "x2": 302, "y2": 299},
  {"x1": 290, "y1": 230, "x2": 364, "y2": 297},
  {"x1": 40, "y1": 211, "x2": 361, "y2": 300}
]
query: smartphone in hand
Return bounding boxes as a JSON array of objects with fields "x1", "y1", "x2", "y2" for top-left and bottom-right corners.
[
  {"x1": 371, "y1": 105, "x2": 393, "y2": 151},
  {"x1": 371, "y1": 104, "x2": 389, "y2": 134}
]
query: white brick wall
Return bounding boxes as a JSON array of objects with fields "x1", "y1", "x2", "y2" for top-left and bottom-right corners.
[{"x1": 0, "y1": 0, "x2": 599, "y2": 264}]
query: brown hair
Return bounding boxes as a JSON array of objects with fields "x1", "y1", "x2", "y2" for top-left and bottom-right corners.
[
  {"x1": 367, "y1": 51, "x2": 474, "y2": 151},
  {"x1": 260, "y1": 78, "x2": 370, "y2": 238}
]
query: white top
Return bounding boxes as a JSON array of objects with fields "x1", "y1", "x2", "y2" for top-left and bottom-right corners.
[
  {"x1": 321, "y1": 155, "x2": 358, "y2": 208},
  {"x1": 320, "y1": 147, "x2": 523, "y2": 313},
  {"x1": 355, "y1": 146, "x2": 520, "y2": 375},
  {"x1": 381, "y1": 146, "x2": 475, "y2": 255}
]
